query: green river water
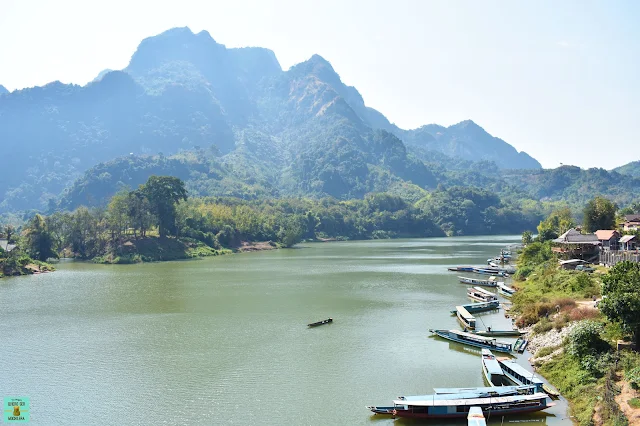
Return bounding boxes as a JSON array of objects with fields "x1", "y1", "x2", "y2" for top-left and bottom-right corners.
[{"x1": 0, "y1": 236, "x2": 572, "y2": 425}]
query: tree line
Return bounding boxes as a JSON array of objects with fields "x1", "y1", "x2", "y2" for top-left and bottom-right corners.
[{"x1": 6, "y1": 176, "x2": 549, "y2": 263}]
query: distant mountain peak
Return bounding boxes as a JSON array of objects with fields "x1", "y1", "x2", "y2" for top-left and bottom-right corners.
[{"x1": 0, "y1": 85, "x2": 8, "y2": 95}]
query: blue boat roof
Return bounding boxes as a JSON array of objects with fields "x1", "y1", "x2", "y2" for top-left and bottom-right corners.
[{"x1": 484, "y1": 358, "x2": 503, "y2": 375}]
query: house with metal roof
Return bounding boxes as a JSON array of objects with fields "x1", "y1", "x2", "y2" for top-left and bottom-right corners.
[
  {"x1": 552, "y1": 228, "x2": 600, "y2": 260},
  {"x1": 595, "y1": 230, "x2": 621, "y2": 251}
]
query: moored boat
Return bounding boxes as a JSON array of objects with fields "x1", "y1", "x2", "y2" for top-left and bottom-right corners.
[
  {"x1": 368, "y1": 392, "x2": 553, "y2": 419},
  {"x1": 448, "y1": 266, "x2": 475, "y2": 272},
  {"x1": 497, "y1": 358, "x2": 545, "y2": 393},
  {"x1": 459, "y1": 276, "x2": 499, "y2": 287},
  {"x1": 497, "y1": 282, "x2": 517, "y2": 297},
  {"x1": 467, "y1": 286, "x2": 498, "y2": 302},
  {"x1": 430, "y1": 329, "x2": 512, "y2": 353},
  {"x1": 472, "y1": 267, "x2": 507, "y2": 277},
  {"x1": 307, "y1": 318, "x2": 333, "y2": 327},
  {"x1": 481, "y1": 349, "x2": 509, "y2": 386},
  {"x1": 455, "y1": 306, "x2": 476, "y2": 330},
  {"x1": 450, "y1": 301, "x2": 500, "y2": 314},
  {"x1": 473, "y1": 328, "x2": 522, "y2": 337},
  {"x1": 513, "y1": 337, "x2": 528, "y2": 353}
]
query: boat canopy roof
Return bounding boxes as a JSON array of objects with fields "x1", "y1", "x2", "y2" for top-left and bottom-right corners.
[
  {"x1": 500, "y1": 360, "x2": 544, "y2": 384},
  {"x1": 449, "y1": 329, "x2": 495, "y2": 342},
  {"x1": 433, "y1": 385, "x2": 536, "y2": 395},
  {"x1": 456, "y1": 306, "x2": 475, "y2": 320},
  {"x1": 393, "y1": 393, "x2": 548, "y2": 407},
  {"x1": 472, "y1": 287, "x2": 497, "y2": 296},
  {"x1": 400, "y1": 389, "x2": 516, "y2": 402},
  {"x1": 483, "y1": 358, "x2": 504, "y2": 376}
]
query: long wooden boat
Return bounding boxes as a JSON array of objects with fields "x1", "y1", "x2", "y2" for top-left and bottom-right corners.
[
  {"x1": 448, "y1": 266, "x2": 475, "y2": 272},
  {"x1": 467, "y1": 286, "x2": 498, "y2": 302},
  {"x1": 370, "y1": 386, "x2": 542, "y2": 416},
  {"x1": 497, "y1": 282, "x2": 517, "y2": 297},
  {"x1": 307, "y1": 318, "x2": 333, "y2": 327},
  {"x1": 430, "y1": 329, "x2": 512, "y2": 353},
  {"x1": 450, "y1": 301, "x2": 500, "y2": 314},
  {"x1": 455, "y1": 306, "x2": 476, "y2": 330},
  {"x1": 459, "y1": 276, "x2": 499, "y2": 287},
  {"x1": 473, "y1": 328, "x2": 522, "y2": 337},
  {"x1": 482, "y1": 349, "x2": 509, "y2": 386},
  {"x1": 472, "y1": 268, "x2": 508, "y2": 277},
  {"x1": 368, "y1": 392, "x2": 553, "y2": 419},
  {"x1": 497, "y1": 358, "x2": 545, "y2": 393}
]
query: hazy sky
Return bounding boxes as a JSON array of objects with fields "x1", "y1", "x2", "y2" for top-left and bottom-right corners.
[{"x1": 1, "y1": 0, "x2": 638, "y2": 169}]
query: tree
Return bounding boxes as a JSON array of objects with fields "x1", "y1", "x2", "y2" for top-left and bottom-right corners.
[
  {"x1": 107, "y1": 191, "x2": 130, "y2": 241},
  {"x1": 126, "y1": 190, "x2": 153, "y2": 238},
  {"x1": 5, "y1": 225, "x2": 15, "y2": 243},
  {"x1": 536, "y1": 207, "x2": 575, "y2": 242},
  {"x1": 522, "y1": 230, "x2": 533, "y2": 245},
  {"x1": 24, "y1": 214, "x2": 57, "y2": 261},
  {"x1": 583, "y1": 196, "x2": 617, "y2": 232},
  {"x1": 142, "y1": 176, "x2": 188, "y2": 238},
  {"x1": 599, "y1": 261, "x2": 640, "y2": 345}
]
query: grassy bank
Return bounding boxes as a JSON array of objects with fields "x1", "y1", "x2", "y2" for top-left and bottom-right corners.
[{"x1": 511, "y1": 259, "x2": 639, "y2": 426}]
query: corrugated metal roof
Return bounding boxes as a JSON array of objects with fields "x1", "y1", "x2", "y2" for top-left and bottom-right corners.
[{"x1": 620, "y1": 235, "x2": 636, "y2": 243}]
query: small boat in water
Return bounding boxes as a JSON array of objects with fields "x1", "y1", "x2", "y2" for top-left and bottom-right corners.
[
  {"x1": 307, "y1": 318, "x2": 333, "y2": 327},
  {"x1": 367, "y1": 392, "x2": 553, "y2": 419},
  {"x1": 513, "y1": 337, "x2": 529, "y2": 353},
  {"x1": 497, "y1": 282, "x2": 517, "y2": 297},
  {"x1": 482, "y1": 349, "x2": 509, "y2": 386},
  {"x1": 467, "y1": 287, "x2": 498, "y2": 302},
  {"x1": 459, "y1": 276, "x2": 499, "y2": 287},
  {"x1": 430, "y1": 329, "x2": 513, "y2": 353}
]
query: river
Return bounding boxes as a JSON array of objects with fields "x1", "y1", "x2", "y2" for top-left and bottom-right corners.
[{"x1": 0, "y1": 236, "x2": 571, "y2": 425}]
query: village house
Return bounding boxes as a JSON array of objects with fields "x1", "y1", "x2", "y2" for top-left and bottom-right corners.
[
  {"x1": 552, "y1": 228, "x2": 600, "y2": 260},
  {"x1": 622, "y1": 214, "x2": 640, "y2": 232},
  {"x1": 595, "y1": 230, "x2": 620, "y2": 251},
  {"x1": 619, "y1": 235, "x2": 638, "y2": 251}
]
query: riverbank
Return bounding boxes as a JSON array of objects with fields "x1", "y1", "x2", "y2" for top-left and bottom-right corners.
[
  {"x1": 511, "y1": 257, "x2": 639, "y2": 426},
  {"x1": 0, "y1": 254, "x2": 54, "y2": 278}
]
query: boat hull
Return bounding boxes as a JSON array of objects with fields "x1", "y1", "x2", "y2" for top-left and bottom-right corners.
[
  {"x1": 390, "y1": 403, "x2": 550, "y2": 419},
  {"x1": 474, "y1": 330, "x2": 522, "y2": 337},
  {"x1": 431, "y1": 330, "x2": 512, "y2": 353},
  {"x1": 308, "y1": 318, "x2": 333, "y2": 327}
]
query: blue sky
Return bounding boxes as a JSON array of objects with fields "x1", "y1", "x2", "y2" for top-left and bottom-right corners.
[{"x1": 0, "y1": 0, "x2": 638, "y2": 169}]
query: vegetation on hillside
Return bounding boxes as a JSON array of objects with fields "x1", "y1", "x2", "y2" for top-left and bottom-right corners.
[{"x1": 511, "y1": 200, "x2": 640, "y2": 426}]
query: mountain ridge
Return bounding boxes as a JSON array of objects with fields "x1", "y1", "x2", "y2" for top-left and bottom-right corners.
[{"x1": 0, "y1": 26, "x2": 541, "y2": 213}]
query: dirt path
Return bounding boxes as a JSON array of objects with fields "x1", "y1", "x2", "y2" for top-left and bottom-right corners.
[{"x1": 615, "y1": 380, "x2": 640, "y2": 426}]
